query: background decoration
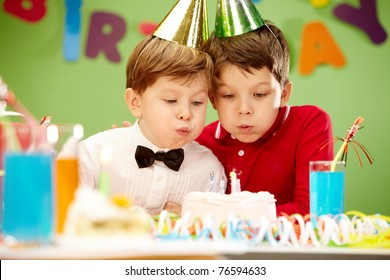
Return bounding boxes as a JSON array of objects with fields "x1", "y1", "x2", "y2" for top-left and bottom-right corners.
[
  {"x1": 138, "y1": 22, "x2": 158, "y2": 36},
  {"x1": 310, "y1": 0, "x2": 330, "y2": 9},
  {"x1": 3, "y1": 0, "x2": 46, "y2": 22},
  {"x1": 1, "y1": 0, "x2": 389, "y2": 216},
  {"x1": 299, "y1": 21, "x2": 346, "y2": 75},
  {"x1": 333, "y1": 0, "x2": 387, "y2": 45},
  {"x1": 85, "y1": 12, "x2": 126, "y2": 63},
  {"x1": 63, "y1": 0, "x2": 82, "y2": 62}
]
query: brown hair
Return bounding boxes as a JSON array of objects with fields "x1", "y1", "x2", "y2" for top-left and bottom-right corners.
[
  {"x1": 126, "y1": 36, "x2": 214, "y2": 93},
  {"x1": 203, "y1": 20, "x2": 290, "y2": 95}
]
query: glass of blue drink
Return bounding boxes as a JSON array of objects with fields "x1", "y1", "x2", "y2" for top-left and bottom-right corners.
[
  {"x1": 309, "y1": 161, "x2": 345, "y2": 227},
  {"x1": 1, "y1": 122, "x2": 55, "y2": 246}
]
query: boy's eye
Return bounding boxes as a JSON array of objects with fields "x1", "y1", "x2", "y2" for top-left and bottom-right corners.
[
  {"x1": 222, "y1": 94, "x2": 234, "y2": 99},
  {"x1": 165, "y1": 99, "x2": 177, "y2": 104},
  {"x1": 253, "y1": 93, "x2": 266, "y2": 98},
  {"x1": 192, "y1": 101, "x2": 204, "y2": 106}
]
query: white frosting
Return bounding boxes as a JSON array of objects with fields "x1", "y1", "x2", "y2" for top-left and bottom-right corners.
[
  {"x1": 64, "y1": 187, "x2": 152, "y2": 236},
  {"x1": 182, "y1": 191, "x2": 277, "y2": 226}
]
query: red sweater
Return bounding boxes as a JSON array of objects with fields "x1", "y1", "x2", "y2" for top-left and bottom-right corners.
[{"x1": 196, "y1": 105, "x2": 334, "y2": 216}]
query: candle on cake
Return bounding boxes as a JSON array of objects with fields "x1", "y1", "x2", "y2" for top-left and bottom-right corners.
[
  {"x1": 99, "y1": 145, "x2": 112, "y2": 196},
  {"x1": 209, "y1": 171, "x2": 216, "y2": 192},
  {"x1": 230, "y1": 170, "x2": 241, "y2": 193},
  {"x1": 219, "y1": 179, "x2": 226, "y2": 194}
]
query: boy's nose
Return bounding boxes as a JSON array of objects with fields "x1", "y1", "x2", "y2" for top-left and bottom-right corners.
[
  {"x1": 238, "y1": 98, "x2": 252, "y2": 115},
  {"x1": 177, "y1": 106, "x2": 191, "y2": 120}
]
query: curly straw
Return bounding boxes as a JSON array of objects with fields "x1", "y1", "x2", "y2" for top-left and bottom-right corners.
[{"x1": 331, "y1": 117, "x2": 365, "y2": 171}]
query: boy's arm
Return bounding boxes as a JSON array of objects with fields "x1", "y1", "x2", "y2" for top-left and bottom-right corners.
[
  {"x1": 163, "y1": 201, "x2": 182, "y2": 217},
  {"x1": 277, "y1": 108, "x2": 334, "y2": 216},
  {"x1": 77, "y1": 138, "x2": 103, "y2": 188}
]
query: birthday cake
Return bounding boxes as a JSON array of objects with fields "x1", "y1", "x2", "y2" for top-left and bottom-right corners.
[
  {"x1": 181, "y1": 191, "x2": 277, "y2": 226},
  {"x1": 63, "y1": 187, "x2": 153, "y2": 237}
]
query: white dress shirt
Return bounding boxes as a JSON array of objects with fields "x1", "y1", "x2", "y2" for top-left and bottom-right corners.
[{"x1": 77, "y1": 122, "x2": 227, "y2": 215}]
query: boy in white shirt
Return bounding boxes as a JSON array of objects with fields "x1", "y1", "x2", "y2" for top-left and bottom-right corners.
[{"x1": 78, "y1": 0, "x2": 226, "y2": 215}]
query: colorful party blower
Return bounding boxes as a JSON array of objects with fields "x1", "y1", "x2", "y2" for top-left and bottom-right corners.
[
  {"x1": 214, "y1": 0, "x2": 265, "y2": 37},
  {"x1": 331, "y1": 116, "x2": 373, "y2": 170},
  {"x1": 153, "y1": 0, "x2": 209, "y2": 50}
]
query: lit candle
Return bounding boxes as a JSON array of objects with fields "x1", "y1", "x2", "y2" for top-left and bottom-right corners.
[
  {"x1": 99, "y1": 145, "x2": 112, "y2": 196},
  {"x1": 230, "y1": 170, "x2": 237, "y2": 193}
]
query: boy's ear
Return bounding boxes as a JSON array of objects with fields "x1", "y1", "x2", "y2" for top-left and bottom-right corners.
[
  {"x1": 210, "y1": 95, "x2": 217, "y2": 109},
  {"x1": 280, "y1": 81, "x2": 292, "y2": 107},
  {"x1": 125, "y1": 88, "x2": 142, "y2": 118}
]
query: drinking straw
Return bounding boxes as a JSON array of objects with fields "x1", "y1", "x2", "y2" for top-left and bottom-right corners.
[{"x1": 331, "y1": 117, "x2": 373, "y2": 171}]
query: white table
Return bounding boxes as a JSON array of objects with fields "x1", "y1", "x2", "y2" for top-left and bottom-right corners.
[{"x1": 1, "y1": 238, "x2": 389, "y2": 260}]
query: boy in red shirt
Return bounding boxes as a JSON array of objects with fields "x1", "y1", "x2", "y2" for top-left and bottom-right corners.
[{"x1": 196, "y1": 0, "x2": 334, "y2": 216}]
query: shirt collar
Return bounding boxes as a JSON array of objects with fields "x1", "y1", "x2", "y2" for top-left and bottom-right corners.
[{"x1": 133, "y1": 120, "x2": 160, "y2": 151}]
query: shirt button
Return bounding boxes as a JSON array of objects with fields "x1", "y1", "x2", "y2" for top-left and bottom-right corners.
[{"x1": 238, "y1": 150, "x2": 244, "y2": 156}]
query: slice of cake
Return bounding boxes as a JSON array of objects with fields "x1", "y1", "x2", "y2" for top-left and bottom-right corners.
[
  {"x1": 182, "y1": 191, "x2": 276, "y2": 226},
  {"x1": 63, "y1": 187, "x2": 153, "y2": 237}
]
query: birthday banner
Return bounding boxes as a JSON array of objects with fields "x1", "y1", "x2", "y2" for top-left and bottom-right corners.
[{"x1": 2, "y1": 0, "x2": 387, "y2": 74}]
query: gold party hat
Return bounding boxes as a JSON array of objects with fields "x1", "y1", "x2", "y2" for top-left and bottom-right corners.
[
  {"x1": 153, "y1": 0, "x2": 209, "y2": 50},
  {"x1": 215, "y1": 0, "x2": 265, "y2": 37}
]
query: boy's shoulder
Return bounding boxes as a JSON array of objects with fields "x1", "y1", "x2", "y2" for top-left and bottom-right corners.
[
  {"x1": 290, "y1": 105, "x2": 331, "y2": 120},
  {"x1": 288, "y1": 105, "x2": 332, "y2": 130},
  {"x1": 186, "y1": 140, "x2": 221, "y2": 162},
  {"x1": 80, "y1": 127, "x2": 133, "y2": 148},
  {"x1": 186, "y1": 139, "x2": 216, "y2": 154}
]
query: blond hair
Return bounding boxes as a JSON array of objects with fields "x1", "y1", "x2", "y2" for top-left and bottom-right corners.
[
  {"x1": 203, "y1": 20, "x2": 290, "y2": 95},
  {"x1": 126, "y1": 36, "x2": 214, "y2": 93}
]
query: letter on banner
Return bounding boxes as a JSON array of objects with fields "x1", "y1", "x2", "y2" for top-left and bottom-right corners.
[
  {"x1": 85, "y1": 12, "x2": 126, "y2": 63},
  {"x1": 3, "y1": 0, "x2": 46, "y2": 22},
  {"x1": 299, "y1": 21, "x2": 346, "y2": 75},
  {"x1": 333, "y1": 0, "x2": 387, "y2": 45},
  {"x1": 64, "y1": 0, "x2": 82, "y2": 62}
]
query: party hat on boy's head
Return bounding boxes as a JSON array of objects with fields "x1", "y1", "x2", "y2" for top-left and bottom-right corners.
[
  {"x1": 153, "y1": 0, "x2": 209, "y2": 50},
  {"x1": 215, "y1": 0, "x2": 265, "y2": 37}
]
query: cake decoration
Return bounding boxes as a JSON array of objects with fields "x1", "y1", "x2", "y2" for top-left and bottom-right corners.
[
  {"x1": 63, "y1": 187, "x2": 154, "y2": 237},
  {"x1": 182, "y1": 191, "x2": 277, "y2": 227},
  {"x1": 154, "y1": 210, "x2": 389, "y2": 248}
]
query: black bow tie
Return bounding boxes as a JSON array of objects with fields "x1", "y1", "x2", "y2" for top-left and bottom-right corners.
[{"x1": 134, "y1": 145, "x2": 184, "y2": 171}]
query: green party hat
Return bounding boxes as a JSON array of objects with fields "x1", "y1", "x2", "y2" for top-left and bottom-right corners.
[
  {"x1": 215, "y1": 0, "x2": 265, "y2": 37},
  {"x1": 153, "y1": 0, "x2": 209, "y2": 50}
]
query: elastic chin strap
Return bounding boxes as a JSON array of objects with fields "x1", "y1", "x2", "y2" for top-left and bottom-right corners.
[{"x1": 264, "y1": 23, "x2": 283, "y2": 51}]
